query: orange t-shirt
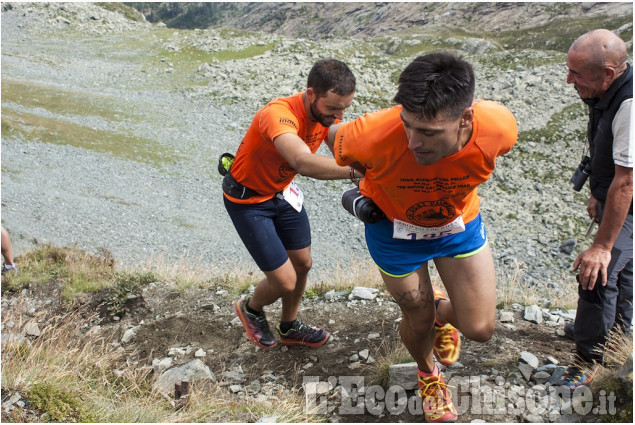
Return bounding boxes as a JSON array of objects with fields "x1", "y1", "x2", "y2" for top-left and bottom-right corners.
[
  {"x1": 333, "y1": 100, "x2": 517, "y2": 227},
  {"x1": 225, "y1": 92, "x2": 333, "y2": 204}
]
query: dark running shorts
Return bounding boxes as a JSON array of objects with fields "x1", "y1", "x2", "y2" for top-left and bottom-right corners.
[{"x1": 223, "y1": 195, "x2": 311, "y2": 272}]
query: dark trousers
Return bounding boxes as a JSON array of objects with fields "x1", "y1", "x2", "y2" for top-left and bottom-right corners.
[{"x1": 574, "y1": 206, "x2": 633, "y2": 363}]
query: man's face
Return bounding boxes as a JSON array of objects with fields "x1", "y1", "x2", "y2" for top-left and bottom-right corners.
[
  {"x1": 309, "y1": 89, "x2": 354, "y2": 127},
  {"x1": 401, "y1": 108, "x2": 471, "y2": 165},
  {"x1": 566, "y1": 50, "x2": 608, "y2": 99}
]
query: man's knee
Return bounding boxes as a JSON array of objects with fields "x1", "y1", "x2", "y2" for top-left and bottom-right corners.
[
  {"x1": 276, "y1": 269, "x2": 302, "y2": 293},
  {"x1": 461, "y1": 321, "x2": 494, "y2": 343},
  {"x1": 288, "y1": 248, "x2": 312, "y2": 277},
  {"x1": 293, "y1": 257, "x2": 312, "y2": 276}
]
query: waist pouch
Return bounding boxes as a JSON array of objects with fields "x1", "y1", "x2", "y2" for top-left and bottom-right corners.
[{"x1": 222, "y1": 172, "x2": 262, "y2": 200}]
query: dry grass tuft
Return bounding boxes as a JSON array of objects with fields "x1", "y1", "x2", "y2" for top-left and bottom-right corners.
[
  {"x1": 2, "y1": 244, "x2": 115, "y2": 297},
  {"x1": 591, "y1": 326, "x2": 634, "y2": 386},
  {"x1": 601, "y1": 326, "x2": 633, "y2": 368},
  {"x1": 1, "y1": 293, "x2": 323, "y2": 422},
  {"x1": 368, "y1": 338, "x2": 414, "y2": 388},
  {"x1": 494, "y1": 258, "x2": 578, "y2": 310},
  {"x1": 321, "y1": 259, "x2": 385, "y2": 290},
  {"x1": 118, "y1": 250, "x2": 260, "y2": 295}
]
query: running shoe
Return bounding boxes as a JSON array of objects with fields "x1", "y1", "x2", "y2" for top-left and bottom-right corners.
[
  {"x1": 234, "y1": 296, "x2": 278, "y2": 348},
  {"x1": 276, "y1": 319, "x2": 330, "y2": 348},
  {"x1": 417, "y1": 367, "x2": 458, "y2": 423},
  {"x1": 556, "y1": 362, "x2": 597, "y2": 388},
  {"x1": 432, "y1": 286, "x2": 461, "y2": 366}
]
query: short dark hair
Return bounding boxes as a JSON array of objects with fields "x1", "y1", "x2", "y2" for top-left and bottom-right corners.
[
  {"x1": 307, "y1": 59, "x2": 356, "y2": 97},
  {"x1": 393, "y1": 52, "x2": 475, "y2": 121}
]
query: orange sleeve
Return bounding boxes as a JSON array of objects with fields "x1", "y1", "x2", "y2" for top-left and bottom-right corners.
[
  {"x1": 334, "y1": 107, "x2": 403, "y2": 166},
  {"x1": 258, "y1": 103, "x2": 301, "y2": 143},
  {"x1": 473, "y1": 100, "x2": 517, "y2": 161}
]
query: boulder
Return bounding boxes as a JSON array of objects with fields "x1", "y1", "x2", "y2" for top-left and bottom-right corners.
[
  {"x1": 524, "y1": 305, "x2": 543, "y2": 324},
  {"x1": 349, "y1": 287, "x2": 379, "y2": 300},
  {"x1": 388, "y1": 362, "x2": 418, "y2": 390},
  {"x1": 519, "y1": 351, "x2": 540, "y2": 369},
  {"x1": 154, "y1": 359, "x2": 216, "y2": 393}
]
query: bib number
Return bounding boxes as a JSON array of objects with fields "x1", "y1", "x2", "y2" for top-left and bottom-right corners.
[
  {"x1": 283, "y1": 180, "x2": 304, "y2": 212},
  {"x1": 393, "y1": 216, "x2": 465, "y2": 240}
]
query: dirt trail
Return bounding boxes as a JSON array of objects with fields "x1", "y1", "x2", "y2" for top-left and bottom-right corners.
[{"x1": 110, "y1": 282, "x2": 576, "y2": 422}]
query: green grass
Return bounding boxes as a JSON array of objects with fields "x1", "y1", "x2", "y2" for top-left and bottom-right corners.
[
  {"x1": 0, "y1": 245, "x2": 161, "y2": 306},
  {"x1": 155, "y1": 42, "x2": 276, "y2": 79},
  {"x1": 1, "y1": 245, "x2": 113, "y2": 297},
  {"x1": 479, "y1": 49, "x2": 566, "y2": 72},
  {"x1": 1, "y1": 108, "x2": 176, "y2": 168},
  {"x1": 1, "y1": 79, "x2": 182, "y2": 168},
  {"x1": 28, "y1": 381, "x2": 98, "y2": 422},
  {"x1": 1, "y1": 79, "x2": 139, "y2": 122}
]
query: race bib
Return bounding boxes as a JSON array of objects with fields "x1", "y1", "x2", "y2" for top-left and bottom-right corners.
[
  {"x1": 393, "y1": 216, "x2": 465, "y2": 240},
  {"x1": 283, "y1": 180, "x2": 304, "y2": 212}
]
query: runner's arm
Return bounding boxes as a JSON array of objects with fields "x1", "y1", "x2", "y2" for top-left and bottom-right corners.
[
  {"x1": 274, "y1": 132, "x2": 350, "y2": 180},
  {"x1": 324, "y1": 123, "x2": 365, "y2": 178},
  {"x1": 325, "y1": 123, "x2": 342, "y2": 154}
]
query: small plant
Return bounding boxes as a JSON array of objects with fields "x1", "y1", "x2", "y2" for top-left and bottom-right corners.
[
  {"x1": 105, "y1": 271, "x2": 157, "y2": 317},
  {"x1": 29, "y1": 382, "x2": 97, "y2": 422},
  {"x1": 1, "y1": 245, "x2": 115, "y2": 298},
  {"x1": 368, "y1": 339, "x2": 414, "y2": 387}
]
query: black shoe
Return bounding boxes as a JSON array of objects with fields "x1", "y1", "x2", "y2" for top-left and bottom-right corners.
[
  {"x1": 563, "y1": 323, "x2": 574, "y2": 340},
  {"x1": 234, "y1": 296, "x2": 278, "y2": 348},
  {"x1": 277, "y1": 319, "x2": 330, "y2": 348}
]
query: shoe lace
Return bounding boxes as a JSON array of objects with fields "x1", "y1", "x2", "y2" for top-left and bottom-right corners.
[
  {"x1": 417, "y1": 378, "x2": 453, "y2": 409},
  {"x1": 436, "y1": 325, "x2": 455, "y2": 346},
  {"x1": 250, "y1": 311, "x2": 272, "y2": 334},
  {"x1": 294, "y1": 320, "x2": 318, "y2": 335}
]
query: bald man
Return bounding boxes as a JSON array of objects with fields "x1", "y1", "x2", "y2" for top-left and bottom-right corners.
[{"x1": 559, "y1": 29, "x2": 632, "y2": 389}]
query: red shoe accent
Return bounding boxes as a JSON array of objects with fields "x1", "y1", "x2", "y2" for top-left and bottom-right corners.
[
  {"x1": 432, "y1": 286, "x2": 461, "y2": 366},
  {"x1": 417, "y1": 366, "x2": 458, "y2": 423},
  {"x1": 234, "y1": 297, "x2": 278, "y2": 349}
]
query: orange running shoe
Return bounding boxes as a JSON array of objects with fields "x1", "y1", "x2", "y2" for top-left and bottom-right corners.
[
  {"x1": 417, "y1": 366, "x2": 458, "y2": 423},
  {"x1": 432, "y1": 286, "x2": 461, "y2": 366}
]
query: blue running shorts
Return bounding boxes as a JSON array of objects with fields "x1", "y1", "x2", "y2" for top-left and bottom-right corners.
[
  {"x1": 223, "y1": 195, "x2": 311, "y2": 272},
  {"x1": 365, "y1": 213, "x2": 488, "y2": 277}
]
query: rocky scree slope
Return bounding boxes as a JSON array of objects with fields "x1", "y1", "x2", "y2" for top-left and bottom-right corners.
[{"x1": 0, "y1": 2, "x2": 633, "y2": 289}]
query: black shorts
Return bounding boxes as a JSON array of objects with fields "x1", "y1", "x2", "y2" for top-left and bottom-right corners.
[{"x1": 223, "y1": 195, "x2": 311, "y2": 272}]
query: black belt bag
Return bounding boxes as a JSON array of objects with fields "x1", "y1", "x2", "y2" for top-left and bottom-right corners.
[
  {"x1": 222, "y1": 172, "x2": 262, "y2": 200},
  {"x1": 218, "y1": 152, "x2": 261, "y2": 200}
]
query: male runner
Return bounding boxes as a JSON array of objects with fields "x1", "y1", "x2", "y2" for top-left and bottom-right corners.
[
  {"x1": 328, "y1": 52, "x2": 517, "y2": 422},
  {"x1": 224, "y1": 59, "x2": 359, "y2": 349}
]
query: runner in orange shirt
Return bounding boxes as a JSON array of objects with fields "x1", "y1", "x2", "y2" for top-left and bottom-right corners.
[
  {"x1": 223, "y1": 59, "x2": 360, "y2": 349},
  {"x1": 328, "y1": 52, "x2": 517, "y2": 422}
]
